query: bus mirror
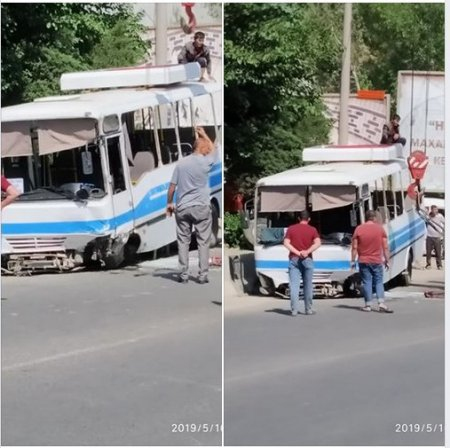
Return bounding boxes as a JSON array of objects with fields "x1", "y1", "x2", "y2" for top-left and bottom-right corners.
[
  {"x1": 81, "y1": 150, "x2": 93, "y2": 175},
  {"x1": 350, "y1": 209, "x2": 357, "y2": 227}
]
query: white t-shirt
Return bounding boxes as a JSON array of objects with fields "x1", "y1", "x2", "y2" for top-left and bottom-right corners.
[{"x1": 427, "y1": 212, "x2": 445, "y2": 238}]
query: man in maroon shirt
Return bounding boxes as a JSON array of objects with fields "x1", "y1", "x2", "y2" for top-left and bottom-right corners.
[
  {"x1": 1, "y1": 175, "x2": 20, "y2": 210},
  {"x1": 283, "y1": 210, "x2": 321, "y2": 316},
  {"x1": 351, "y1": 210, "x2": 393, "y2": 313}
]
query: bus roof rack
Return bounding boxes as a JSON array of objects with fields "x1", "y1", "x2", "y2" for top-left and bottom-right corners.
[
  {"x1": 60, "y1": 62, "x2": 201, "y2": 91},
  {"x1": 303, "y1": 144, "x2": 404, "y2": 162}
]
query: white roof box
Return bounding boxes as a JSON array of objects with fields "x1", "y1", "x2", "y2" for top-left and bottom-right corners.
[
  {"x1": 60, "y1": 62, "x2": 201, "y2": 91},
  {"x1": 303, "y1": 144, "x2": 404, "y2": 162}
]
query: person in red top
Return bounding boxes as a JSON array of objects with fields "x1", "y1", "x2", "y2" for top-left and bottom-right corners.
[
  {"x1": 351, "y1": 209, "x2": 393, "y2": 313},
  {"x1": 283, "y1": 210, "x2": 321, "y2": 316},
  {"x1": 1, "y1": 175, "x2": 20, "y2": 210}
]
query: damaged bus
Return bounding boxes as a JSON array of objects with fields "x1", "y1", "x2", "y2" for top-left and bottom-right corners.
[
  {"x1": 1, "y1": 63, "x2": 222, "y2": 272},
  {"x1": 244, "y1": 144, "x2": 426, "y2": 297}
]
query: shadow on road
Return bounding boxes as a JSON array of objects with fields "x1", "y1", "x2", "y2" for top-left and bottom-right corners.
[
  {"x1": 211, "y1": 300, "x2": 222, "y2": 306},
  {"x1": 410, "y1": 281, "x2": 444, "y2": 290},
  {"x1": 334, "y1": 304, "x2": 365, "y2": 312},
  {"x1": 426, "y1": 280, "x2": 444, "y2": 287},
  {"x1": 264, "y1": 308, "x2": 293, "y2": 316},
  {"x1": 152, "y1": 270, "x2": 183, "y2": 283}
]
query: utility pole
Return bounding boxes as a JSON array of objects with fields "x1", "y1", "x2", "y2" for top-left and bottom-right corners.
[
  {"x1": 339, "y1": 3, "x2": 352, "y2": 145},
  {"x1": 155, "y1": 4, "x2": 168, "y2": 65}
]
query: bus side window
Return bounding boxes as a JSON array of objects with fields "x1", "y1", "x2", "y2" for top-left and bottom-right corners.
[
  {"x1": 385, "y1": 191, "x2": 397, "y2": 219},
  {"x1": 155, "y1": 103, "x2": 180, "y2": 165},
  {"x1": 107, "y1": 137, "x2": 126, "y2": 193}
]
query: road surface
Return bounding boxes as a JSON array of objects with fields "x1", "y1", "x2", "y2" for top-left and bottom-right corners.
[
  {"x1": 2, "y1": 255, "x2": 222, "y2": 446},
  {"x1": 224, "y1": 252, "x2": 444, "y2": 446}
]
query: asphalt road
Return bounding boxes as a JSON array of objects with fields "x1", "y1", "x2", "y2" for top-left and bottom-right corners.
[
  {"x1": 224, "y1": 261, "x2": 445, "y2": 446},
  {"x1": 2, "y1": 260, "x2": 222, "y2": 446}
]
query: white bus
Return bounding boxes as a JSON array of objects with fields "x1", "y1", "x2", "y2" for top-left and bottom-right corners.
[
  {"x1": 244, "y1": 144, "x2": 426, "y2": 297},
  {"x1": 1, "y1": 63, "x2": 222, "y2": 272}
]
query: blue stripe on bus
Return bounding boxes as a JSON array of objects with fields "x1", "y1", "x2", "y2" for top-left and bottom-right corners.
[
  {"x1": 256, "y1": 260, "x2": 352, "y2": 270},
  {"x1": 2, "y1": 163, "x2": 222, "y2": 235},
  {"x1": 257, "y1": 218, "x2": 425, "y2": 271}
]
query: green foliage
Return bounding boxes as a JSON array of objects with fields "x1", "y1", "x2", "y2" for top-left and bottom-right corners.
[
  {"x1": 22, "y1": 48, "x2": 89, "y2": 102},
  {"x1": 225, "y1": 4, "x2": 338, "y2": 195},
  {"x1": 354, "y1": 3, "x2": 445, "y2": 96},
  {"x1": 1, "y1": 3, "x2": 147, "y2": 105},
  {"x1": 224, "y1": 212, "x2": 247, "y2": 248},
  {"x1": 89, "y1": 20, "x2": 148, "y2": 69}
]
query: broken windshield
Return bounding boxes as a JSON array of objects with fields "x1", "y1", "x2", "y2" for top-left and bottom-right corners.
[{"x1": 2, "y1": 142, "x2": 106, "y2": 201}]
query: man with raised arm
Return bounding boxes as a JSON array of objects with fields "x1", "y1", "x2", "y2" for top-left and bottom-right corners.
[{"x1": 166, "y1": 127, "x2": 217, "y2": 284}]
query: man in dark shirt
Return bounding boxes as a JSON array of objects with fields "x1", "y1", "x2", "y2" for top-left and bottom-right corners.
[
  {"x1": 283, "y1": 210, "x2": 321, "y2": 316},
  {"x1": 351, "y1": 210, "x2": 393, "y2": 313},
  {"x1": 177, "y1": 31, "x2": 213, "y2": 81},
  {"x1": 380, "y1": 114, "x2": 406, "y2": 146}
]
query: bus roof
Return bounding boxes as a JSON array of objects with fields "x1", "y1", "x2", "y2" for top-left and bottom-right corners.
[
  {"x1": 256, "y1": 160, "x2": 408, "y2": 188},
  {"x1": 1, "y1": 82, "x2": 221, "y2": 122}
]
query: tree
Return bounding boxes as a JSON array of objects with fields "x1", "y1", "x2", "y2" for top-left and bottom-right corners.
[
  {"x1": 354, "y1": 3, "x2": 445, "y2": 96},
  {"x1": 1, "y1": 3, "x2": 147, "y2": 105},
  {"x1": 225, "y1": 4, "x2": 341, "y2": 194}
]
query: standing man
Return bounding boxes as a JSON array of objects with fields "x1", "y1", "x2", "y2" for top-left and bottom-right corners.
[
  {"x1": 177, "y1": 31, "x2": 213, "y2": 81},
  {"x1": 283, "y1": 211, "x2": 321, "y2": 316},
  {"x1": 351, "y1": 210, "x2": 393, "y2": 313},
  {"x1": 166, "y1": 127, "x2": 217, "y2": 284},
  {"x1": 425, "y1": 205, "x2": 445, "y2": 270},
  {"x1": 1, "y1": 175, "x2": 20, "y2": 209},
  {"x1": 380, "y1": 113, "x2": 406, "y2": 146}
]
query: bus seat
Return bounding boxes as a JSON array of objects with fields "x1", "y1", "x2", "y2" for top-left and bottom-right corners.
[{"x1": 130, "y1": 151, "x2": 156, "y2": 183}]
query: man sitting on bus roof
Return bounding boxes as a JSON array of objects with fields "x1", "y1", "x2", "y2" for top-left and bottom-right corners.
[
  {"x1": 177, "y1": 31, "x2": 214, "y2": 82},
  {"x1": 380, "y1": 113, "x2": 406, "y2": 146}
]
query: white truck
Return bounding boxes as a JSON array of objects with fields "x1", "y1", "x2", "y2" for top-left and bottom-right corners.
[{"x1": 397, "y1": 71, "x2": 445, "y2": 212}]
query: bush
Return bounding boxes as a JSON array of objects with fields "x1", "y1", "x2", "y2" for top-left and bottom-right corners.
[{"x1": 224, "y1": 212, "x2": 246, "y2": 248}]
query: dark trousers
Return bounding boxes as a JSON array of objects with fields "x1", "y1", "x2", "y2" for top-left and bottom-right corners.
[
  {"x1": 395, "y1": 137, "x2": 406, "y2": 146},
  {"x1": 426, "y1": 236, "x2": 442, "y2": 268}
]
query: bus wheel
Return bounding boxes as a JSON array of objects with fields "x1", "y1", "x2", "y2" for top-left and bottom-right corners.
[
  {"x1": 343, "y1": 274, "x2": 362, "y2": 298},
  {"x1": 124, "y1": 235, "x2": 140, "y2": 265},
  {"x1": 83, "y1": 244, "x2": 101, "y2": 270},
  {"x1": 104, "y1": 243, "x2": 125, "y2": 269},
  {"x1": 210, "y1": 202, "x2": 220, "y2": 248},
  {"x1": 397, "y1": 250, "x2": 413, "y2": 287}
]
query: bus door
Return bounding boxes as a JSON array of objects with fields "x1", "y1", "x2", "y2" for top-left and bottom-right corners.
[{"x1": 104, "y1": 134, "x2": 135, "y2": 234}]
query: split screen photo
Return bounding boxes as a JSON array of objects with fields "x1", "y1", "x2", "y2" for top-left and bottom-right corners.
[{"x1": 1, "y1": 2, "x2": 445, "y2": 446}]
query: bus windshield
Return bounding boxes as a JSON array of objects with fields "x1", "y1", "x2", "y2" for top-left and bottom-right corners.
[{"x1": 2, "y1": 142, "x2": 106, "y2": 201}]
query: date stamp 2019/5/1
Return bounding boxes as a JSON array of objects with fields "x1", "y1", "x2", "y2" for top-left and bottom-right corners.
[
  {"x1": 395, "y1": 423, "x2": 444, "y2": 433},
  {"x1": 171, "y1": 424, "x2": 222, "y2": 433}
]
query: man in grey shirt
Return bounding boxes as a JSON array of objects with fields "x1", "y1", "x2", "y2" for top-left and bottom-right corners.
[{"x1": 166, "y1": 127, "x2": 218, "y2": 283}]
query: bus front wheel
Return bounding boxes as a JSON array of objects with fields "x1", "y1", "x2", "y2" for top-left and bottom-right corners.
[
  {"x1": 210, "y1": 202, "x2": 220, "y2": 248},
  {"x1": 397, "y1": 250, "x2": 413, "y2": 287}
]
